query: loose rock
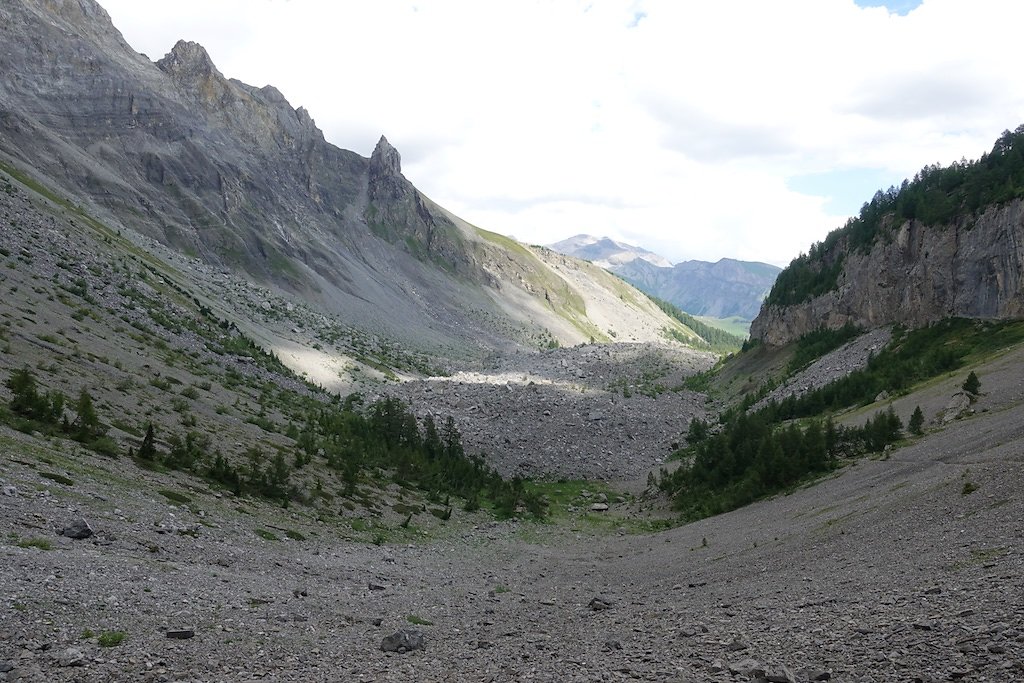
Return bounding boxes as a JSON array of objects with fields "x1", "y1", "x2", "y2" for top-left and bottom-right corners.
[{"x1": 380, "y1": 629, "x2": 425, "y2": 653}]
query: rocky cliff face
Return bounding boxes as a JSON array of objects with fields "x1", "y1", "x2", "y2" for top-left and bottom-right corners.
[
  {"x1": 750, "y1": 201, "x2": 1024, "y2": 346},
  {"x1": 0, "y1": 0, "x2": 703, "y2": 359}
]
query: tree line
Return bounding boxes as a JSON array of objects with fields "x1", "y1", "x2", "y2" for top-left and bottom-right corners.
[{"x1": 767, "y1": 124, "x2": 1024, "y2": 307}]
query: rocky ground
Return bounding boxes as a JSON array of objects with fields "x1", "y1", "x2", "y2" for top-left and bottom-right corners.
[
  {"x1": 2, "y1": 338, "x2": 1023, "y2": 683},
  {"x1": 2, "y1": 153, "x2": 1023, "y2": 683},
  {"x1": 753, "y1": 328, "x2": 893, "y2": 411},
  {"x1": 376, "y1": 344, "x2": 713, "y2": 480}
]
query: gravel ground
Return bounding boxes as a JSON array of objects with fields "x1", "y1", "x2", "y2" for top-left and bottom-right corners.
[
  {"x1": 2, "y1": 355, "x2": 1022, "y2": 682},
  {"x1": 376, "y1": 344, "x2": 714, "y2": 481},
  {"x1": 753, "y1": 328, "x2": 893, "y2": 411}
]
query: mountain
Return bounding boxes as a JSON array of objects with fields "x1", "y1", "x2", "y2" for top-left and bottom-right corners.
[
  {"x1": 548, "y1": 234, "x2": 673, "y2": 269},
  {"x1": 0, "y1": 0, "x2": 706, "y2": 369},
  {"x1": 549, "y1": 235, "x2": 780, "y2": 322},
  {"x1": 751, "y1": 126, "x2": 1024, "y2": 346}
]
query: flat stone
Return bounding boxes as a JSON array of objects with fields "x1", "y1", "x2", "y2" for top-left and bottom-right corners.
[
  {"x1": 590, "y1": 503, "x2": 609, "y2": 512},
  {"x1": 165, "y1": 629, "x2": 195, "y2": 640}
]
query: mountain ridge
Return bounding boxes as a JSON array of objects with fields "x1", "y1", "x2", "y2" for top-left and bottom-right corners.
[
  {"x1": 0, "y1": 0, "x2": 707, "y2": 370},
  {"x1": 549, "y1": 234, "x2": 780, "y2": 322}
]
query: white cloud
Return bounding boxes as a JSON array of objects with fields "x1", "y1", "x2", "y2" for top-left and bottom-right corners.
[{"x1": 99, "y1": 0, "x2": 1024, "y2": 266}]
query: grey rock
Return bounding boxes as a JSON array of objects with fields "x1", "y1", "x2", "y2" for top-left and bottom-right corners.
[
  {"x1": 590, "y1": 503, "x2": 609, "y2": 512},
  {"x1": 2, "y1": 485, "x2": 16, "y2": 497},
  {"x1": 588, "y1": 597, "x2": 613, "y2": 611},
  {"x1": 803, "y1": 671, "x2": 831, "y2": 682},
  {"x1": 380, "y1": 629, "x2": 425, "y2": 653},
  {"x1": 165, "y1": 629, "x2": 194, "y2": 639},
  {"x1": 61, "y1": 519, "x2": 93, "y2": 539},
  {"x1": 57, "y1": 648, "x2": 85, "y2": 667},
  {"x1": 729, "y1": 658, "x2": 764, "y2": 677},
  {"x1": 942, "y1": 392, "x2": 973, "y2": 423},
  {"x1": 765, "y1": 664, "x2": 797, "y2": 683}
]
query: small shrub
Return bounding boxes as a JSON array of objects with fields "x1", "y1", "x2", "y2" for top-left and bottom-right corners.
[
  {"x1": 961, "y1": 481, "x2": 979, "y2": 495},
  {"x1": 962, "y1": 371, "x2": 981, "y2": 396},
  {"x1": 17, "y1": 537, "x2": 53, "y2": 551},
  {"x1": 88, "y1": 436, "x2": 119, "y2": 457},
  {"x1": 98, "y1": 631, "x2": 126, "y2": 647},
  {"x1": 406, "y1": 614, "x2": 433, "y2": 626}
]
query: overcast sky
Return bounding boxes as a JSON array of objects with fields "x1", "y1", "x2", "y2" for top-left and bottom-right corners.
[{"x1": 99, "y1": 0, "x2": 1024, "y2": 267}]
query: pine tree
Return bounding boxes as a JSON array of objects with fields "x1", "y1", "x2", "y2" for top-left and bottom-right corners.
[
  {"x1": 962, "y1": 371, "x2": 981, "y2": 396},
  {"x1": 72, "y1": 388, "x2": 102, "y2": 442},
  {"x1": 137, "y1": 423, "x2": 157, "y2": 460},
  {"x1": 909, "y1": 406, "x2": 925, "y2": 436}
]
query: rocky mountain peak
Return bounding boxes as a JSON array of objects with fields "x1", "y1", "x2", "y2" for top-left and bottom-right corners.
[
  {"x1": 156, "y1": 40, "x2": 234, "y2": 109},
  {"x1": 370, "y1": 135, "x2": 402, "y2": 176},
  {"x1": 368, "y1": 135, "x2": 407, "y2": 200},
  {"x1": 158, "y1": 39, "x2": 217, "y2": 78}
]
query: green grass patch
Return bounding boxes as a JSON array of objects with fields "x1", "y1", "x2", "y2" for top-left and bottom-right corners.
[
  {"x1": 158, "y1": 489, "x2": 192, "y2": 505},
  {"x1": 406, "y1": 614, "x2": 434, "y2": 626},
  {"x1": 16, "y1": 537, "x2": 53, "y2": 550},
  {"x1": 98, "y1": 631, "x2": 126, "y2": 647},
  {"x1": 254, "y1": 528, "x2": 279, "y2": 541},
  {"x1": 39, "y1": 471, "x2": 74, "y2": 486},
  {"x1": 697, "y1": 316, "x2": 751, "y2": 338}
]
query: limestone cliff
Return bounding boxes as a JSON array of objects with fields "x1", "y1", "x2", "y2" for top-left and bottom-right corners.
[{"x1": 750, "y1": 200, "x2": 1024, "y2": 346}]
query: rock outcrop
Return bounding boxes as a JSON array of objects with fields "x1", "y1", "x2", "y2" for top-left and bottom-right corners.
[{"x1": 751, "y1": 200, "x2": 1024, "y2": 346}]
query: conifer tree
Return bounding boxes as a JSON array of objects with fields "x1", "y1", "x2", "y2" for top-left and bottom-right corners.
[
  {"x1": 137, "y1": 423, "x2": 157, "y2": 460},
  {"x1": 909, "y1": 406, "x2": 925, "y2": 435}
]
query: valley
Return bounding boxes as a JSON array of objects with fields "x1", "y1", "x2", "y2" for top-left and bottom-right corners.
[
  {"x1": 1, "y1": 156, "x2": 1022, "y2": 682},
  {"x1": 1, "y1": 1, "x2": 1023, "y2": 682}
]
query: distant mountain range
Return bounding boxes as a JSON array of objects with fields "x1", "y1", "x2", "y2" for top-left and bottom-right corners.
[{"x1": 549, "y1": 235, "x2": 781, "y2": 323}]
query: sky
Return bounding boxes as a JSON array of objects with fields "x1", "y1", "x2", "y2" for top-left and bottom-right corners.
[{"x1": 98, "y1": 0, "x2": 1024, "y2": 267}]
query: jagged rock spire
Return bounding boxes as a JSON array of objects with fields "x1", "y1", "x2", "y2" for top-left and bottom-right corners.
[{"x1": 368, "y1": 135, "x2": 407, "y2": 200}]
